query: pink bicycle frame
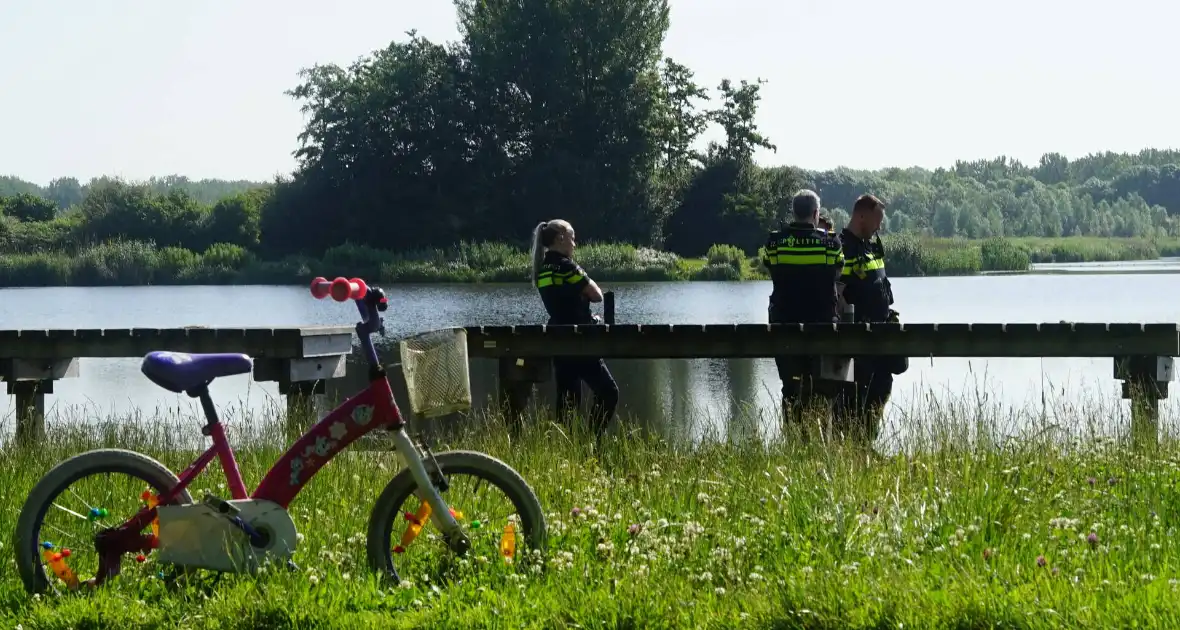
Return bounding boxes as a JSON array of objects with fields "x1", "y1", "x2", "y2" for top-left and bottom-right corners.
[
  {"x1": 102, "y1": 371, "x2": 406, "y2": 563},
  {"x1": 180, "y1": 377, "x2": 403, "y2": 505}
]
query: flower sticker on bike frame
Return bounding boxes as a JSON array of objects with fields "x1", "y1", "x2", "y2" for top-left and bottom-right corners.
[
  {"x1": 352, "y1": 404, "x2": 374, "y2": 426},
  {"x1": 290, "y1": 457, "x2": 304, "y2": 486}
]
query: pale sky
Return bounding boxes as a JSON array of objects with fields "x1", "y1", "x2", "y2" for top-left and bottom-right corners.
[{"x1": 1, "y1": 0, "x2": 1176, "y2": 185}]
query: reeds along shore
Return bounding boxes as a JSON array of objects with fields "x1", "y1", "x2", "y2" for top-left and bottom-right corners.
[{"x1": 0, "y1": 236, "x2": 1173, "y2": 287}]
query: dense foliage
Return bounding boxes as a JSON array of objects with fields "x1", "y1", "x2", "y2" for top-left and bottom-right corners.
[{"x1": 3, "y1": 0, "x2": 1179, "y2": 284}]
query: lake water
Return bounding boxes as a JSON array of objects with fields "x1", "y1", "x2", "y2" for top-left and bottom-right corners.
[{"x1": 4, "y1": 264, "x2": 1180, "y2": 447}]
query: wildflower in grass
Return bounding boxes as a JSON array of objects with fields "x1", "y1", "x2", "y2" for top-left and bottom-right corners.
[
  {"x1": 628, "y1": 523, "x2": 641, "y2": 536},
  {"x1": 1036, "y1": 555, "x2": 1047, "y2": 567},
  {"x1": 1050, "y1": 517, "x2": 1080, "y2": 530},
  {"x1": 1087, "y1": 532, "x2": 1099, "y2": 548}
]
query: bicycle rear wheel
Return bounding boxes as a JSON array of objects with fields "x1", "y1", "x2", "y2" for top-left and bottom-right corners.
[
  {"x1": 12, "y1": 449, "x2": 193, "y2": 595},
  {"x1": 366, "y1": 450, "x2": 546, "y2": 583}
]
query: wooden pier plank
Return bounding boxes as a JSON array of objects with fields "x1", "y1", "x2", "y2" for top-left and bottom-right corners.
[
  {"x1": 463, "y1": 322, "x2": 1180, "y2": 359},
  {"x1": 0, "y1": 326, "x2": 355, "y2": 359}
]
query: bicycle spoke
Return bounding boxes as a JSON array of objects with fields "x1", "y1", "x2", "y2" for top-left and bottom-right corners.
[{"x1": 50, "y1": 502, "x2": 90, "y2": 521}]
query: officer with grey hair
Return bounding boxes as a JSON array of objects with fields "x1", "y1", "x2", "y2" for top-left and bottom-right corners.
[
  {"x1": 761, "y1": 189, "x2": 845, "y2": 434},
  {"x1": 791, "y1": 189, "x2": 821, "y2": 221}
]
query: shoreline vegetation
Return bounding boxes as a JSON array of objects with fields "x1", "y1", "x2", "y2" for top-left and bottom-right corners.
[
  {"x1": 4, "y1": 398, "x2": 1180, "y2": 628},
  {"x1": 0, "y1": 235, "x2": 1175, "y2": 288}
]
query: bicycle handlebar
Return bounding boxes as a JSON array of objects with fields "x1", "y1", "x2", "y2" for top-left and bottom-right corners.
[
  {"x1": 310, "y1": 276, "x2": 387, "y2": 366},
  {"x1": 311, "y1": 276, "x2": 368, "y2": 302}
]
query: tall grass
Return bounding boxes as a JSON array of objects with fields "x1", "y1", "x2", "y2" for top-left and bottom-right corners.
[
  {"x1": 1014, "y1": 236, "x2": 1163, "y2": 264},
  {"x1": 885, "y1": 235, "x2": 1175, "y2": 276},
  {"x1": 3, "y1": 393, "x2": 1180, "y2": 628}
]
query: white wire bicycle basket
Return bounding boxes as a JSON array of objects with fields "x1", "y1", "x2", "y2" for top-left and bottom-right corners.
[{"x1": 398, "y1": 328, "x2": 473, "y2": 418}]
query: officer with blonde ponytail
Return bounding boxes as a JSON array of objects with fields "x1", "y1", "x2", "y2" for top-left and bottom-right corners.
[{"x1": 531, "y1": 220, "x2": 619, "y2": 434}]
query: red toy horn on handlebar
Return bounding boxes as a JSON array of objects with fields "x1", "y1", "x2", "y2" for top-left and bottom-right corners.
[
  {"x1": 310, "y1": 277, "x2": 331, "y2": 299},
  {"x1": 310, "y1": 276, "x2": 368, "y2": 301}
]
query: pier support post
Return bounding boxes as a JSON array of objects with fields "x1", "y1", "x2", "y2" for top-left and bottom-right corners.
[
  {"x1": 8, "y1": 380, "x2": 49, "y2": 446},
  {"x1": 280, "y1": 380, "x2": 325, "y2": 438},
  {"x1": 255, "y1": 356, "x2": 346, "y2": 438},
  {"x1": 497, "y1": 357, "x2": 550, "y2": 429},
  {"x1": 2, "y1": 358, "x2": 79, "y2": 447},
  {"x1": 1114, "y1": 355, "x2": 1173, "y2": 446}
]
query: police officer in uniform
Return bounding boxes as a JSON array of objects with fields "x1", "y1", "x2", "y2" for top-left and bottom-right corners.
[
  {"x1": 836, "y1": 194, "x2": 908, "y2": 442},
  {"x1": 530, "y1": 219, "x2": 619, "y2": 434},
  {"x1": 763, "y1": 190, "x2": 845, "y2": 429}
]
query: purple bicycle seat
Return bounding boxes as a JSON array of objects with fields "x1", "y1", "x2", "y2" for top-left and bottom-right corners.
[{"x1": 141, "y1": 351, "x2": 253, "y2": 394}]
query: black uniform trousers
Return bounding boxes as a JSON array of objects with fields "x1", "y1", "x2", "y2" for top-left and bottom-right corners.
[
  {"x1": 834, "y1": 357, "x2": 893, "y2": 442},
  {"x1": 770, "y1": 308, "x2": 836, "y2": 434},
  {"x1": 553, "y1": 357, "x2": 619, "y2": 434}
]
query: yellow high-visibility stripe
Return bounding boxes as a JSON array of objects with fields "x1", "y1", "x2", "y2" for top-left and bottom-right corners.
[
  {"x1": 766, "y1": 246, "x2": 845, "y2": 267},
  {"x1": 841, "y1": 253, "x2": 886, "y2": 276},
  {"x1": 536, "y1": 268, "x2": 584, "y2": 288}
]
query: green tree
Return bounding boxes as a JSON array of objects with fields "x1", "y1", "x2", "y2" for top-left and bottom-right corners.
[
  {"x1": 455, "y1": 0, "x2": 673, "y2": 242},
  {"x1": 0, "y1": 193, "x2": 57, "y2": 222},
  {"x1": 45, "y1": 177, "x2": 85, "y2": 208},
  {"x1": 208, "y1": 187, "x2": 269, "y2": 248},
  {"x1": 664, "y1": 78, "x2": 783, "y2": 255}
]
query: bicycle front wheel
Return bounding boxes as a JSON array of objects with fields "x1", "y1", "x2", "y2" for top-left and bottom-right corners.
[{"x1": 366, "y1": 450, "x2": 546, "y2": 583}]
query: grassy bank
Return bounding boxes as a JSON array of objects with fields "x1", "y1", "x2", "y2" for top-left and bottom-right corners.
[
  {"x1": 0, "y1": 236, "x2": 1175, "y2": 287},
  {"x1": 4, "y1": 401, "x2": 1180, "y2": 628}
]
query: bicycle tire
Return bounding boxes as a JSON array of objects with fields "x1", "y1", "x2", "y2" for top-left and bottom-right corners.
[
  {"x1": 365, "y1": 450, "x2": 547, "y2": 582},
  {"x1": 13, "y1": 448, "x2": 194, "y2": 595}
]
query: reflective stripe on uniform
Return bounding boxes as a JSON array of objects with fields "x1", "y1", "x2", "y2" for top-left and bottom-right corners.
[
  {"x1": 536, "y1": 268, "x2": 584, "y2": 288},
  {"x1": 765, "y1": 245, "x2": 844, "y2": 266},
  {"x1": 841, "y1": 253, "x2": 886, "y2": 276}
]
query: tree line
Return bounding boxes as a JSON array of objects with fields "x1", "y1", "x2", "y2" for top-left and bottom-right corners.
[{"x1": 4, "y1": 0, "x2": 1180, "y2": 265}]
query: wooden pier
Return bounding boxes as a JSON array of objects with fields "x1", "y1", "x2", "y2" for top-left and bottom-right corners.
[
  {"x1": 463, "y1": 322, "x2": 1179, "y2": 444},
  {"x1": 3, "y1": 321, "x2": 1177, "y2": 446},
  {"x1": 0, "y1": 326, "x2": 354, "y2": 445}
]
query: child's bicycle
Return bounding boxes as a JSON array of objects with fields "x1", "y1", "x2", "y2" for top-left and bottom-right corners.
[{"x1": 13, "y1": 276, "x2": 546, "y2": 594}]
